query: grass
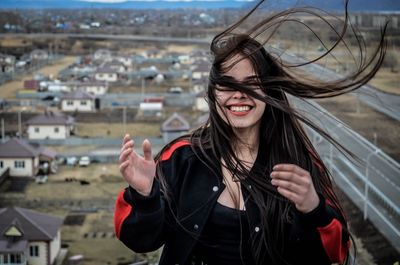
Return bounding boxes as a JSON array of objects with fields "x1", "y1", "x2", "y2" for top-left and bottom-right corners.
[
  {"x1": 368, "y1": 68, "x2": 400, "y2": 95},
  {"x1": 76, "y1": 122, "x2": 162, "y2": 138}
]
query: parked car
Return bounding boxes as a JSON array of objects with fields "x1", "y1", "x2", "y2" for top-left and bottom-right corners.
[
  {"x1": 66, "y1": 156, "x2": 78, "y2": 166},
  {"x1": 79, "y1": 156, "x2": 91, "y2": 167},
  {"x1": 168, "y1": 86, "x2": 183, "y2": 93}
]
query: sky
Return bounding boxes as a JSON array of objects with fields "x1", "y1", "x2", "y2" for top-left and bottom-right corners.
[{"x1": 0, "y1": 0, "x2": 398, "y2": 10}]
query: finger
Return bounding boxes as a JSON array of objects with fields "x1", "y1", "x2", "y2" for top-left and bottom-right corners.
[
  {"x1": 122, "y1": 134, "x2": 131, "y2": 146},
  {"x1": 142, "y1": 139, "x2": 153, "y2": 161},
  {"x1": 119, "y1": 147, "x2": 133, "y2": 163},
  {"x1": 121, "y1": 140, "x2": 134, "y2": 153},
  {"x1": 273, "y1": 164, "x2": 309, "y2": 176},
  {"x1": 276, "y1": 186, "x2": 301, "y2": 204},
  {"x1": 270, "y1": 171, "x2": 304, "y2": 185},
  {"x1": 271, "y1": 178, "x2": 303, "y2": 194},
  {"x1": 119, "y1": 159, "x2": 130, "y2": 173}
]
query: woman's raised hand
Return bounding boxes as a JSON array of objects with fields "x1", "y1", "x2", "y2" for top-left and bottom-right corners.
[
  {"x1": 119, "y1": 134, "x2": 156, "y2": 196},
  {"x1": 270, "y1": 164, "x2": 320, "y2": 213}
]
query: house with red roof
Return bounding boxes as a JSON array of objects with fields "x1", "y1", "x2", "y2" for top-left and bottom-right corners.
[{"x1": 0, "y1": 207, "x2": 64, "y2": 265}]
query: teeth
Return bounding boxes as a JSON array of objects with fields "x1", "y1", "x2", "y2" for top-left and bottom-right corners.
[{"x1": 229, "y1": 106, "x2": 251, "y2": 112}]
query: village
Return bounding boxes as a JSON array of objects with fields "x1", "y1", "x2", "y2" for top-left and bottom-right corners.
[
  {"x1": 0, "y1": 5, "x2": 400, "y2": 265},
  {"x1": 0, "y1": 40, "x2": 214, "y2": 264}
]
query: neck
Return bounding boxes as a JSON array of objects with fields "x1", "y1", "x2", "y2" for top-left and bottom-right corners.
[{"x1": 233, "y1": 127, "x2": 260, "y2": 161}]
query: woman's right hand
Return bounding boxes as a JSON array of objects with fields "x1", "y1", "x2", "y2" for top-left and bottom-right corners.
[{"x1": 119, "y1": 134, "x2": 156, "y2": 196}]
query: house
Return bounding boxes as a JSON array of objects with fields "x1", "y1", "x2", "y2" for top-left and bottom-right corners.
[
  {"x1": 30, "y1": 49, "x2": 49, "y2": 61},
  {"x1": 191, "y1": 60, "x2": 210, "y2": 80},
  {"x1": 0, "y1": 53, "x2": 15, "y2": 73},
  {"x1": 94, "y1": 67, "x2": 119, "y2": 83},
  {"x1": 74, "y1": 81, "x2": 108, "y2": 96},
  {"x1": 103, "y1": 60, "x2": 127, "y2": 73},
  {"x1": 192, "y1": 78, "x2": 208, "y2": 93},
  {"x1": 190, "y1": 49, "x2": 210, "y2": 63},
  {"x1": 115, "y1": 55, "x2": 133, "y2": 68},
  {"x1": 61, "y1": 91, "x2": 97, "y2": 112},
  {"x1": 145, "y1": 49, "x2": 161, "y2": 59},
  {"x1": 194, "y1": 90, "x2": 209, "y2": 112},
  {"x1": 23, "y1": 80, "x2": 41, "y2": 91},
  {"x1": 26, "y1": 112, "x2": 75, "y2": 140},
  {"x1": 0, "y1": 138, "x2": 58, "y2": 178},
  {"x1": 0, "y1": 207, "x2": 63, "y2": 265},
  {"x1": 93, "y1": 49, "x2": 112, "y2": 62},
  {"x1": 161, "y1": 112, "x2": 190, "y2": 143},
  {"x1": 0, "y1": 138, "x2": 39, "y2": 178},
  {"x1": 139, "y1": 97, "x2": 164, "y2": 117}
]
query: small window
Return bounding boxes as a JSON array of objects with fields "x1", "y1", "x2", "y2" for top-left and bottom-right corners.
[
  {"x1": 54, "y1": 127, "x2": 59, "y2": 133},
  {"x1": 34, "y1": 127, "x2": 39, "y2": 133},
  {"x1": 67, "y1": 100, "x2": 74, "y2": 106},
  {"x1": 30, "y1": 245, "x2": 39, "y2": 257},
  {"x1": 0, "y1": 161, "x2": 3, "y2": 168},
  {"x1": 80, "y1": 100, "x2": 87, "y2": 106},
  {"x1": 14, "y1": 161, "x2": 25, "y2": 168}
]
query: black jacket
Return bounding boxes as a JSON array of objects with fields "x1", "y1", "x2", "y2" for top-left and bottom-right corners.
[{"x1": 114, "y1": 140, "x2": 349, "y2": 265}]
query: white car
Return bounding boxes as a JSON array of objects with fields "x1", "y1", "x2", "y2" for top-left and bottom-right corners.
[{"x1": 79, "y1": 156, "x2": 91, "y2": 167}]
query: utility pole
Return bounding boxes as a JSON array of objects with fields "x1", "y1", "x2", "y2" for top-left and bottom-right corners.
[
  {"x1": 18, "y1": 111, "x2": 22, "y2": 138},
  {"x1": 1, "y1": 119, "x2": 4, "y2": 143}
]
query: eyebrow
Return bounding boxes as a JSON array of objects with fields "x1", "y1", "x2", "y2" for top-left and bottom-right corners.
[{"x1": 221, "y1": 75, "x2": 258, "y2": 82}]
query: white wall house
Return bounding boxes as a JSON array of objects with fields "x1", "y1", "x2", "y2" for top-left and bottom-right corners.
[
  {"x1": 0, "y1": 138, "x2": 40, "y2": 177},
  {"x1": 75, "y1": 81, "x2": 108, "y2": 95},
  {"x1": 27, "y1": 112, "x2": 75, "y2": 140},
  {"x1": 61, "y1": 91, "x2": 97, "y2": 112},
  {"x1": 191, "y1": 61, "x2": 210, "y2": 80},
  {"x1": 93, "y1": 49, "x2": 112, "y2": 61},
  {"x1": 195, "y1": 90, "x2": 209, "y2": 112},
  {"x1": 94, "y1": 67, "x2": 118, "y2": 82},
  {"x1": 0, "y1": 207, "x2": 63, "y2": 265}
]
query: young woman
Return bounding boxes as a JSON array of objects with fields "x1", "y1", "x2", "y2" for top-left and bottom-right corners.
[{"x1": 114, "y1": 1, "x2": 386, "y2": 264}]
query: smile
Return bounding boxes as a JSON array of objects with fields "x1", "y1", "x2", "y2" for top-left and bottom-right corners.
[{"x1": 226, "y1": 105, "x2": 254, "y2": 116}]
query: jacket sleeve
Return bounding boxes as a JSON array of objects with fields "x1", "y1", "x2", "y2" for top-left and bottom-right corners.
[
  {"x1": 290, "y1": 194, "x2": 350, "y2": 264},
  {"x1": 114, "y1": 179, "x2": 167, "y2": 252},
  {"x1": 113, "y1": 140, "x2": 191, "y2": 253}
]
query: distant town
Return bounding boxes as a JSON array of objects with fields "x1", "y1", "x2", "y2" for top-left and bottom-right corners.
[{"x1": 0, "y1": 6, "x2": 399, "y2": 265}]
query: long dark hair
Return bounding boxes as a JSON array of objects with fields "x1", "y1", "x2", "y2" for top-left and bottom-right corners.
[{"x1": 156, "y1": 0, "x2": 387, "y2": 264}]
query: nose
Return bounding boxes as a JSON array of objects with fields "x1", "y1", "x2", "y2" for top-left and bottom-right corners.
[{"x1": 232, "y1": 90, "x2": 247, "y2": 99}]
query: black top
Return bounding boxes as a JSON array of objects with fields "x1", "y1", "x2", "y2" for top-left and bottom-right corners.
[{"x1": 191, "y1": 201, "x2": 256, "y2": 265}]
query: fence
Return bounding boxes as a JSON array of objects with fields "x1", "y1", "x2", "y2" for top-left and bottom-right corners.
[{"x1": 292, "y1": 97, "x2": 400, "y2": 253}]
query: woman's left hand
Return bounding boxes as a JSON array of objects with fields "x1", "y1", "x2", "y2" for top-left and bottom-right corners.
[{"x1": 270, "y1": 164, "x2": 320, "y2": 213}]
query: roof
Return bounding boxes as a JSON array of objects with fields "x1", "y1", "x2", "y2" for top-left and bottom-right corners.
[
  {"x1": 95, "y1": 67, "x2": 119, "y2": 74},
  {"x1": 0, "y1": 138, "x2": 40, "y2": 158},
  {"x1": 23, "y1": 80, "x2": 40, "y2": 90},
  {"x1": 0, "y1": 139, "x2": 57, "y2": 159},
  {"x1": 0, "y1": 207, "x2": 63, "y2": 252},
  {"x1": 161, "y1": 112, "x2": 190, "y2": 132},
  {"x1": 61, "y1": 91, "x2": 96, "y2": 100},
  {"x1": 26, "y1": 112, "x2": 74, "y2": 126}
]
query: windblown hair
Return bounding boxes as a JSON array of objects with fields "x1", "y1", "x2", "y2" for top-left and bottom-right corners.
[{"x1": 156, "y1": 0, "x2": 387, "y2": 264}]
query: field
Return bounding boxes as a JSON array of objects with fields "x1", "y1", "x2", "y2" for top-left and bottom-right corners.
[
  {"x1": 76, "y1": 122, "x2": 161, "y2": 138},
  {"x1": 0, "y1": 56, "x2": 77, "y2": 99}
]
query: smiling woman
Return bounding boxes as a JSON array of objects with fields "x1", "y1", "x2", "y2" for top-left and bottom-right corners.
[{"x1": 114, "y1": 0, "x2": 387, "y2": 264}]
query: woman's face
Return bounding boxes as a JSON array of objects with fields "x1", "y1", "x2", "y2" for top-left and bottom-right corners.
[{"x1": 215, "y1": 56, "x2": 266, "y2": 132}]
